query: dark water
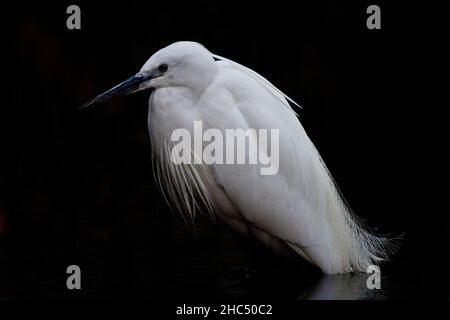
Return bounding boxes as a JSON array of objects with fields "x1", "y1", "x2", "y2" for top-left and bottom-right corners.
[{"x1": 0, "y1": 201, "x2": 448, "y2": 300}]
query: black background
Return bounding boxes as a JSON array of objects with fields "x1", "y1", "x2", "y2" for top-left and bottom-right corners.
[{"x1": 1, "y1": 1, "x2": 448, "y2": 300}]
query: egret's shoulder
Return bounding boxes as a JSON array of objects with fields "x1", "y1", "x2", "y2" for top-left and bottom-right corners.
[
  {"x1": 212, "y1": 56, "x2": 300, "y2": 113},
  {"x1": 214, "y1": 60, "x2": 263, "y2": 93},
  {"x1": 211, "y1": 60, "x2": 286, "y2": 112}
]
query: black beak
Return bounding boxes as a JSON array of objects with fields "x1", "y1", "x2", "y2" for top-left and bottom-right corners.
[{"x1": 80, "y1": 74, "x2": 152, "y2": 110}]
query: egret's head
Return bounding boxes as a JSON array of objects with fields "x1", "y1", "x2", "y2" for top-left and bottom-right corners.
[
  {"x1": 139, "y1": 41, "x2": 217, "y2": 90},
  {"x1": 81, "y1": 41, "x2": 217, "y2": 109}
]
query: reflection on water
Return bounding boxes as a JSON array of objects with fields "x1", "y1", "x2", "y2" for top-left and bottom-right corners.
[{"x1": 304, "y1": 273, "x2": 385, "y2": 300}]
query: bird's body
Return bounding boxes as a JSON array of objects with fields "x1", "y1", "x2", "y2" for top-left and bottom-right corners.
[{"x1": 83, "y1": 41, "x2": 393, "y2": 274}]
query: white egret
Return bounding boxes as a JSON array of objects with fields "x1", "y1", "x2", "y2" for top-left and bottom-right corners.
[{"x1": 82, "y1": 41, "x2": 394, "y2": 274}]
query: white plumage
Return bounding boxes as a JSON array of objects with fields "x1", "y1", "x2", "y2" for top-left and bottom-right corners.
[{"x1": 83, "y1": 41, "x2": 394, "y2": 274}]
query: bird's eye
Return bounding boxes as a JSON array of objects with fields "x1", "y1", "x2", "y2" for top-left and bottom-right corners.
[{"x1": 158, "y1": 64, "x2": 168, "y2": 73}]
